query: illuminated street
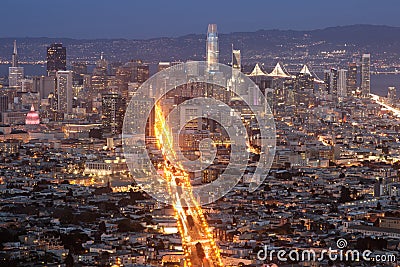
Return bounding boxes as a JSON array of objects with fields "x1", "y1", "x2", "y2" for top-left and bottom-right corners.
[
  {"x1": 370, "y1": 93, "x2": 400, "y2": 117},
  {"x1": 154, "y1": 104, "x2": 223, "y2": 267}
]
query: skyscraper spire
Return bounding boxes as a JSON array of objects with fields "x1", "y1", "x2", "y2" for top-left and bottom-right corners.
[{"x1": 12, "y1": 40, "x2": 18, "y2": 67}]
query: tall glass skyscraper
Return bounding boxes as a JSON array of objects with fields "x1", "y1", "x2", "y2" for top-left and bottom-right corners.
[
  {"x1": 56, "y1": 70, "x2": 73, "y2": 113},
  {"x1": 206, "y1": 24, "x2": 219, "y2": 72},
  {"x1": 9, "y1": 40, "x2": 24, "y2": 88},
  {"x1": 347, "y1": 62, "x2": 357, "y2": 96},
  {"x1": 361, "y1": 54, "x2": 371, "y2": 98},
  {"x1": 47, "y1": 44, "x2": 67, "y2": 76},
  {"x1": 232, "y1": 48, "x2": 241, "y2": 70},
  {"x1": 337, "y1": 69, "x2": 348, "y2": 99},
  {"x1": 102, "y1": 92, "x2": 126, "y2": 135},
  {"x1": 12, "y1": 40, "x2": 18, "y2": 68}
]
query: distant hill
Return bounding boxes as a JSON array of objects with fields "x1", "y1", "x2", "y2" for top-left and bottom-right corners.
[{"x1": 0, "y1": 24, "x2": 399, "y2": 67}]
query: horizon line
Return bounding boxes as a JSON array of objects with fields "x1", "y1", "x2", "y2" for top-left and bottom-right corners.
[{"x1": 0, "y1": 24, "x2": 397, "y2": 41}]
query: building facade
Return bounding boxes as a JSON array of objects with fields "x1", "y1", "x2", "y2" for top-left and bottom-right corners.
[
  {"x1": 347, "y1": 62, "x2": 357, "y2": 96},
  {"x1": 102, "y1": 93, "x2": 126, "y2": 135},
  {"x1": 206, "y1": 24, "x2": 219, "y2": 72},
  {"x1": 360, "y1": 54, "x2": 371, "y2": 97},
  {"x1": 47, "y1": 44, "x2": 67, "y2": 75},
  {"x1": 56, "y1": 71, "x2": 73, "y2": 113}
]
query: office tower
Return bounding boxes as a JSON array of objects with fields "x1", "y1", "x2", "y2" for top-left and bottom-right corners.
[
  {"x1": 109, "y1": 62, "x2": 122, "y2": 76},
  {"x1": 324, "y1": 68, "x2": 338, "y2": 97},
  {"x1": 8, "y1": 67, "x2": 24, "y2": 88},
  {"x1": 296, "y1": 65, "x2": 314, "y2": 91},
  {"x1": 206, "y1": 24, "x2": 219, "y2": 72},
  {"x1": 361, "y1": 54, "x2": 371, "y2": 97},
  {"x1": 102, "y1": 92, "x2": 126, "y2": 135},
  {"x1": 136, "y1": 64, "x2": 150, "y2": 84},
  {"x1": 232, "y1": 48, "x2": 241, "y2": 70},
  {"x1": 124, "y1": 60, "x2": 149, "y2": 84},
  {"x1": 388, "y1": 87, "x2": 396, "y2": 103},
  {"x1": 47, "y1": 44, "x2": 67, "y2": 75},
  {"x1": 292, "y1": 65, "x2": 315, "y2": 108},
  {"x1": 12, "y1": 40, "x2": 18, "y2": 67},
  {"x1": 94, "y1": 52, "x2": 108, "y2": 75},
  {"x1": 230, "y1": 47, "x2": 241, "y2": 96},
  {"x1": 158, "y1": 62, "x2": 171, "y2": 72},
  {"x1": 0, "y1": 95, "x2": 9, "y2": 112},
  {"x1": 21, "y1": 79, "x2": 34, "y2": 92},
  {"x1": 115, "y1": 66, "x2": 132, "y2": 94},
  {"x1": 91, "y1": 54, "x2": 109, "y2": 91},
  {"x1": 114, "y1": 60, "x2": 148, "y2": 98},
  {"x1": 126, "y1": 95, "x2": 155, "y2": 136},
  {"x1": 347, "y1": 62, "x2": 357, "y2": 96},
  {"x1": 56, "y1": 71, "x2": 73, "y2": 113},
  {"x1": 8, "y1": 40, "x2": 24, "y2": 88},
  {"x1": 115, "y1": 66, "x2": 132, "y2": 92},
  {"x1": 33, "y1": 76, "x2": 56, "y2": 99},
  {"x1": 72, "y1": 62, "x2": 87, "y2": 75},
  {"x1": 72, "y1": 62, "x2": 87, "y2": 85},
  {"x1": 337, "y1": 69, "x2": 347, "y2": 99}
]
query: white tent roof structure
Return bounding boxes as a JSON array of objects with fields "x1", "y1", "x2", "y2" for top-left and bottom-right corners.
[
  {"x1": 268, "y1": 62, "x2": 291, "y2": 78},
  {"x1": 247, "y1": 62, "x2": 325, "y2": 83},
  {"x1": 300, "y1": 64, "x2": 312, "y2": 76},
  {"x1": 248, "y1": 63, "x2": 268, "y2": 76},
  {"x1": 299, "y1": 64, "x2": 324, "y2": 84}
]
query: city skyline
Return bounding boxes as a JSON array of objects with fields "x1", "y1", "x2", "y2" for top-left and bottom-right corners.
[{"x1": 1, "y1": 2, "x2": 400, "y2": 266}]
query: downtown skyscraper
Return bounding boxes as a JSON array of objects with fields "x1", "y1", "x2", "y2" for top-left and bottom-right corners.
[
  {"x1": 361, "y1": 53, "x2": 371, "y2": 97},
  {"x1": 337, "y1": 69, "x2": 347, "y2": 99},
  {"x1": 8, "y1": 40, "x2": 24, "y2": 88},
  {"x1": 206, "y1": 24, "x2": 219, "y2": 72},
  {"x1": 324, "y1": 68, "x2": 338, "y2": 99},
  {"x1": 12, "y1": 40, "x2": 18, "y2": 68},
  {"x1": 47, "y1": 44, "x2": 67, "y2": 76},
  {"x1": 232, "y1": 48, "x2": 241, "y2": 71},
  {"x1": 55, "y1": 70, "x2": 73, "y2": 113},
  {"x1": 347, "y1": 62, "x2": 357, "y2": 96},
  {"x1": 102, "y1": 92, "x2": 126, "y2": 135}
]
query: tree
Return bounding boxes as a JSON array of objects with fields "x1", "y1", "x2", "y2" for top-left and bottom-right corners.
[
  {"x1": 99, "y1": 221, "x2": 107, "y2": 233},
  {"x1": 264, "y1": 184, "x2": 271, "y2": 191},
  {"x1": 351, "y1": 188, "x2": 358, "y2": 199},
  {"x1": 65, "y1": 252, "x2": 74, "y2": 267},
  {"x1": 0, "y1": 228, "x2": 16, "y2": 244},
  {"x1": 99, "y1": 251, "x2": 110, "y2": 266},
  {"x1": 339, "y1": 186, "x2": 352, "y2": 203},
  {"x1": 61, "y1": 231, "x2": 90, "y2": 254},
  {"x1": 66, "y1": 188, "x2": 73, "y2": 197},
  {"x1": 117, "y1": 219, "x2": 145, "y2": 232},
  {"x1": 329, "y1": 204, "x2": 339, "y2": 213},
  {"x1": 156, "y1": 240, "x2": 165, "y2": 250}
]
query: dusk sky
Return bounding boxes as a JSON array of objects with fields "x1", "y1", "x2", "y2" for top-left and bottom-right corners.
[{"x1": 2, "y1": 0, "x2": 400, "y2": 39}]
